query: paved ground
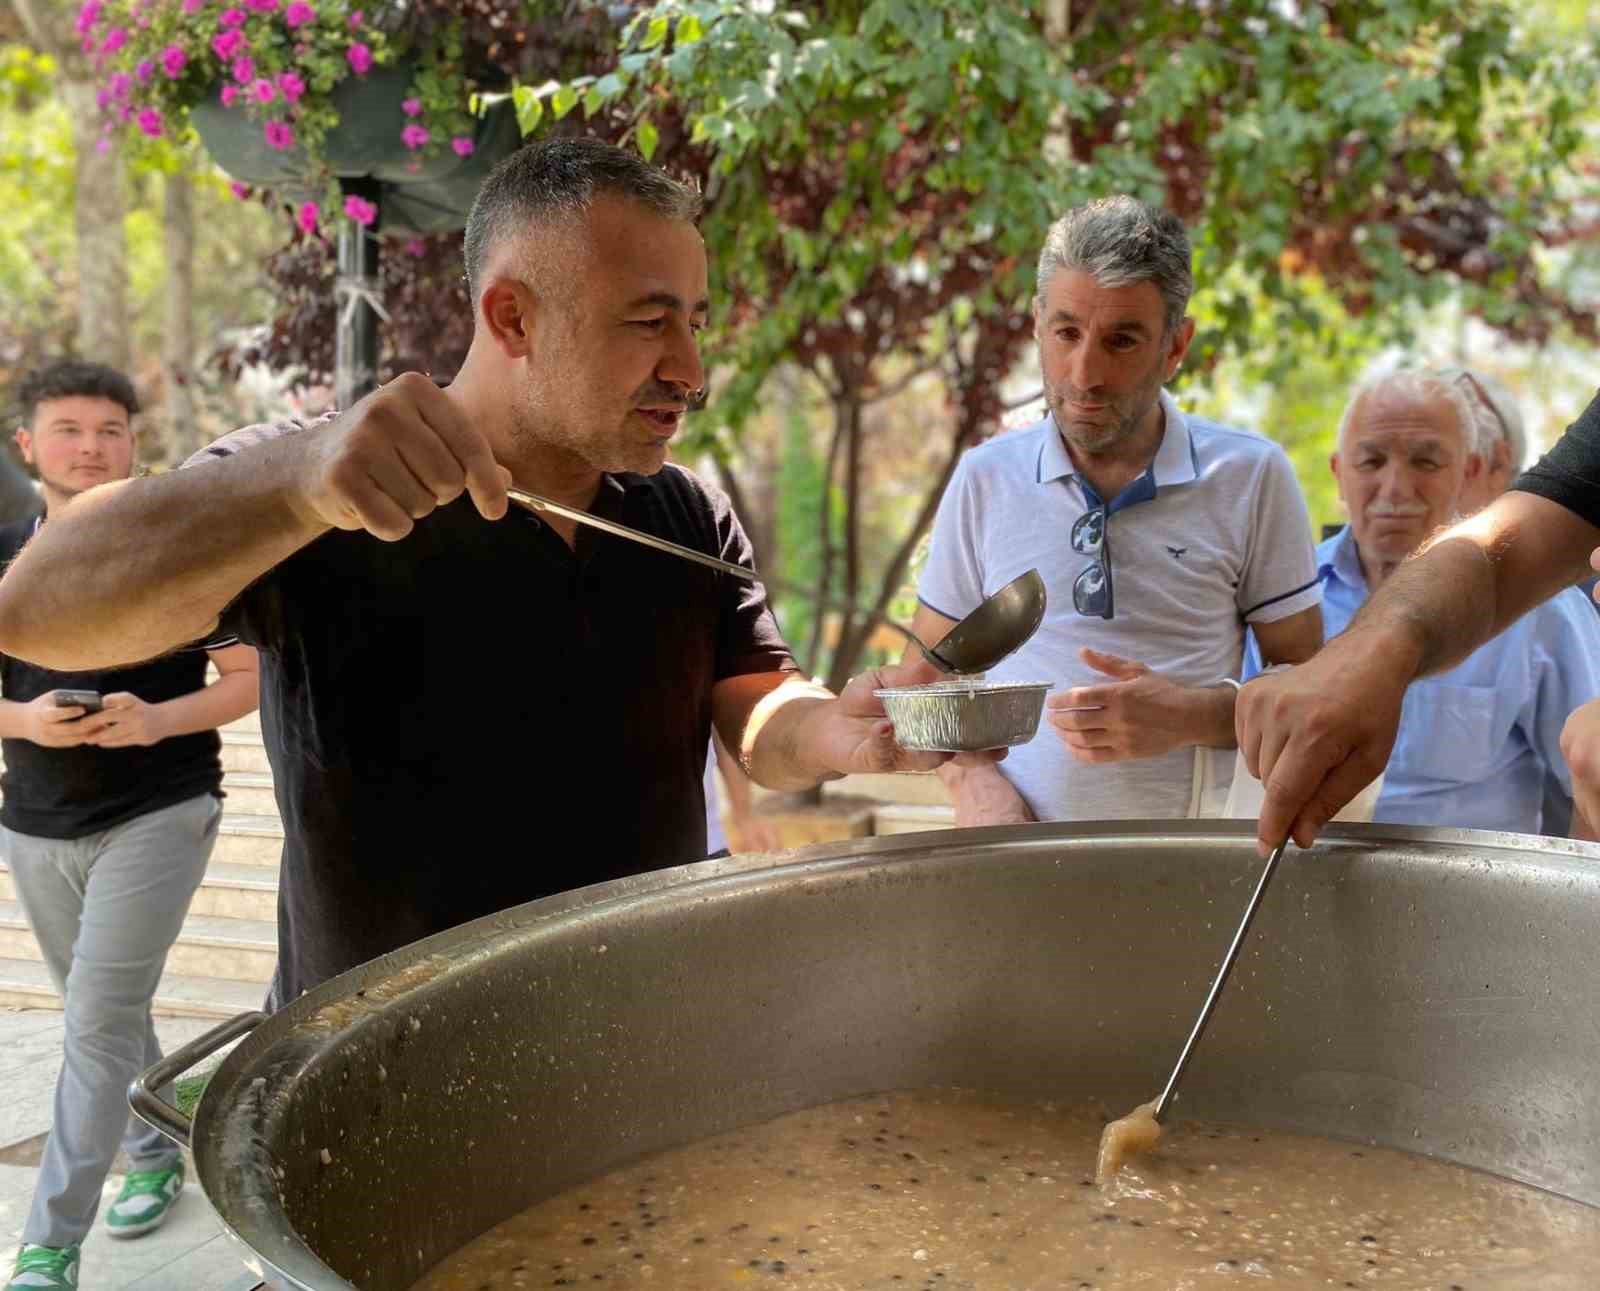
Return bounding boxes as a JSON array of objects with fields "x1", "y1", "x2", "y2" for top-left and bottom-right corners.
[{"x1": 0, "y1": 1008, "x2": 259, "y2": 1291}]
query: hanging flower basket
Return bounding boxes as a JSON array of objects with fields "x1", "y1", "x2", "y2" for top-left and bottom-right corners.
[{"x1": 79, "y1": 0, "x2": 520, "y2": 235}]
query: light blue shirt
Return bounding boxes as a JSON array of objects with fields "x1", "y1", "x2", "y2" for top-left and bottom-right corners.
[{"x1": 1244, "y1": 526, "x2": 1600, "y2": 835}]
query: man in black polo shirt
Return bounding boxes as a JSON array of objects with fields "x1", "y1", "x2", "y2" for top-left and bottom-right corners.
[
  {"x1": 1227, "y1": 386, "x2": 1600, "y2": 853},
  {"x1": 2, "y1": 362, "x2": 259, "y2": 1291},
  {"x1": 0, "y1": 142, "x2": 981, "y2": 1015}
]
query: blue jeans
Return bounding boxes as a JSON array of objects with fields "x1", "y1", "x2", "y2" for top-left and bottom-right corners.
[{"x1": 5, "y1": 792, "x2": 220, "y2": 1247}]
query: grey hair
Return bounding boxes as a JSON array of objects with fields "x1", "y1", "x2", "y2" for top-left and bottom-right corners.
[
  {"x1": 1434, "y1": 366, "x2": 1527, "y2": 470},
  {"x1": 463, "y1": 137, "x2": 702, "y2": 298},
  {"x1": 1034, "y1": 196, "x2": 1193, "y2": 335},
  {"x1": 1335, "y1": 369, "x2": 1479, "y2": 456}
]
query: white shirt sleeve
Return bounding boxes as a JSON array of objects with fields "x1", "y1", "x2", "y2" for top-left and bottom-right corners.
[
  {"x1": 1237, "y1": 445, "x2": 1322, "y2": 624},
  {"x1": 916, "y1": 454, "x2": 987, "y2": 622}
]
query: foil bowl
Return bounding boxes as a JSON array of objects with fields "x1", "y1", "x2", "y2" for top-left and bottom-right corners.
[{"x1": 874, "y1": 680, "x2": 1052, "y2": 752}]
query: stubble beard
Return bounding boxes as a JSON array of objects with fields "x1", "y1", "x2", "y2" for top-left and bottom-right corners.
[{"x1": 1043, "y1": 361, "x2": 1167, "y2": 459}]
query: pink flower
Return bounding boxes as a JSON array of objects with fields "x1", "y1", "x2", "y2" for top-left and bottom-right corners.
[
  {"x1": 252, "y1": 78, "x2": 274, "y2": 103},
  {"x1": 135, "y1": 59, "x2": 153, "y2": 82},
  {"x1": 296, "y1": 201, "x2": 319, "y2": 234},
  {"x1": 404, "y1": 237, "x2": 426, "y2": 256},
  {"x1": 99, "y1": 25, "x2": 127, "y2": 53},
  {"x1": 284, "y1": 1, "x2": 314, "y2": 26},
  {"x1": 108, "y1": 71, "x2": 132, "y2": 98},
  {"x1": 160, "y1": 44, "x2": 186, "y2": 77},
  {"x1": 244, "y1": 0, "x2": 279, "y2": 12},
  {"x1": 401, "y1": 97, "x2": 421, "y2": 117},
  {"x1": 231, "y1": 181, "x2": 251, "y2": 199},
  {"x1": 263, "y1": 120, "x2": 294, "y2": 150},
  {"x1": 181, "y1": 0, "x2": 204, "y2": 11},
  {"x1": 96, "y1": 135, "x2": 111, "y2": 155},
  {"x1": 347, "y1": 9, "x2": 363, "y2": 26},
  {"x1": 211, "y1": 29, "x2": 244, "y2": 59},
  {"x1": 73, "y1": 0, "x2": 102, "y2": 36},
  {"x1": 343, "y1": 194, "x2": 377, "y2": 226},
  {"x1": 219, "y1": 84, "x2": 239, "y2": 106},
  {"x1": 218, "y1": 6, "x2": 245, "y2": 26},
  {"x1": 135, "y1": 107, "x2": 162, "y2": 137},
  {"x1": 81, "y1": 35, "x2": 96, "y2": 54},
  {"x1": 400, "y1": 123, "x2": 428, "y2": 150},
  {"x1": 277, "y1": 71, "x2": 305, "y2": 102},
  {"x1": 95, "y1": 87, "x2": 111, "y2": 109},
  {"x1": 450, "y1": 135, "x2": 474, "y2": 158},
  {"x1": 232, "y1": 56, "x2": 254, "y2": 83},
  {"x1": 116, "y1": 103, "x2": 131, "y2": 122},
  {"x1": 345, "y1": 41, "x2": 372, "y2": 74}
]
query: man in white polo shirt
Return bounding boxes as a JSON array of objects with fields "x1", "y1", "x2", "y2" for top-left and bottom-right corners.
[{"x1": 911, "y1": 196, "x2": 1323, "y2": 824}]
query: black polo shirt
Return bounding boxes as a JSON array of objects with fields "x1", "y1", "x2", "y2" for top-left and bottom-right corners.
[
  {"x1": 193, "y1": 425, "x2": 795, "y2": 1001},
  {"x1": 1515, "y1": 389, "x2": 1600, "y2": 527},
  {"x1": 0, "y1": 518, "x2": 222, "y2": 839}
]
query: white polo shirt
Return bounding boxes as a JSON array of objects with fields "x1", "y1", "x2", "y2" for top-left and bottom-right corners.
[{"x1": 918, "y1": 391, "x2": 1320, "y2": 821}]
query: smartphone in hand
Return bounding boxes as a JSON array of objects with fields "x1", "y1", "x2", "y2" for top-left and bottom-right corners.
[{"x1": 53, "y1": 689, "x2": 104, "y2": 716}]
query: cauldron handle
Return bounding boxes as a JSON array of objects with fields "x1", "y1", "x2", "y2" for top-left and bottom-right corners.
[{"x1": 128, "y1": 1009, "x2": 267, "y2": 1147}]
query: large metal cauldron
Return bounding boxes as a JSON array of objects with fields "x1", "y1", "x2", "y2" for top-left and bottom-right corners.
[{"x1": 133, "y1": 822, "x2": 1600, "y2": 1289}]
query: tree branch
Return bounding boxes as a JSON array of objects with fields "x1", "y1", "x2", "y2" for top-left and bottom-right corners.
[{"x1": 10, "y1": 0, "x2": 67, "y2": 64}]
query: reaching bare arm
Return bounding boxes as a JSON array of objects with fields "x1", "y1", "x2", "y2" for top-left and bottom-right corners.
[
  {"x1": 0, "y1": 375, "x2": 510, "y2": 671},
  {"x1": 1237, "y1": 490, "x2": 1600, "y2": 854},
  {"x1": 1253, "y1": 604, "x2": 1323, "y2": 666},
  {"x1": 714, "y1": 660, "x2": 957, "y2": 793}
]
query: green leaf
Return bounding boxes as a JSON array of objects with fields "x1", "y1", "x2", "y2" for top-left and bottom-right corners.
[
  {"x1": 582, "y1": 84, "x2": 606, "y2": 117},
  {"x1": 551, "y1": 85, "x2": 579, "y2": 119},
  {"x1": 642, "y1": 14, "x2": 671, "y2": 50},
  {"x1": 636, "y1": 117, "x2": 660, "y2": 161},
  {"x1": 676, "y1": 13, "x2": 705, "y2": 45},
  {"x1": 512, "y1": 85, "x2": 544, "y2": 135}
]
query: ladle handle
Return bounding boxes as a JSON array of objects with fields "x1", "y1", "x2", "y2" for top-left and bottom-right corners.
[
  {"x1": 505, "y1": 487, "x2": 955, "y2": 670},
  {"x1": 1153, "y1": 839, "x2": 1288, "y2": 1123}
]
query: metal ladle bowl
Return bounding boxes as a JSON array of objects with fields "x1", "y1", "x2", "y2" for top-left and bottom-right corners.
[{"x1": 505, "y1": 488, "x2": 1047, "y2": 674}]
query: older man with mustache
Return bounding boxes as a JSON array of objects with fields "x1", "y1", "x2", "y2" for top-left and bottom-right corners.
[{"x1": 1243, "y1": 369, "x2": 1600, "y2": 836}]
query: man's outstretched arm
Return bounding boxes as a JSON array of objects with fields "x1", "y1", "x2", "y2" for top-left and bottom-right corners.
[
  {"x1": 1238, "y1": 489, "x2": 1600, "y2": 854},
  {"x1": 0, "y1": 375, "x2": 509, "y2": 670}
]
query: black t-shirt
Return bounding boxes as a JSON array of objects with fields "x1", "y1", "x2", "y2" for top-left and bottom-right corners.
[
  {"x1": 1513, "y1": 389, "x2": 1600, "y2": 526},
  {"x1": 193, "y1": 427, "x2": 796, "y2": 1001},
  {"x1": 0, "y1": 519, "x2": 222, "y2": 840}
]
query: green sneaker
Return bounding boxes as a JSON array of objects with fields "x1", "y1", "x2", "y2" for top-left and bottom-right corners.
[
  {"x1": 104, "y1": 1159, "x2": 185, "y2": 1239},
  {"x1": 6, "y1": 1245, "x2": 79, "y2": 1290}
]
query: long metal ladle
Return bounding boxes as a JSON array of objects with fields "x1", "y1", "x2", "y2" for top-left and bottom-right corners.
[
  {"x1": 506, "y1": 486, "x2": 1046, "y2": 674},
  {"x1": 1096, "y1": 838, "x2": 1290, "y2": 1182}
]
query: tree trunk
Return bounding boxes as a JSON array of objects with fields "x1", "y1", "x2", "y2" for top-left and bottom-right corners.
[
  {"x1": 824, "y1": 390, "x2": 865, "y2": 694},
  {"x1": 60, "y1": 78, "x2": 130, "y2": 371},
  {"x1": 162, "y1": 167, "x2": 199, "y2": 464}
]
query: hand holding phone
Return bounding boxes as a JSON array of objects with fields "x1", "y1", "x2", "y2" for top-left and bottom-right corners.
[
  {"x1": 25, "y1": 690, "x2": 111, "y2": 747},
  {"x1": 53, "y1": 689, "x2": 104, "y2": 716}
]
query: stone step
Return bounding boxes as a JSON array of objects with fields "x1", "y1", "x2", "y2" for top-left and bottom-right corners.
[
  {"x1": 216, "y1": 813, "x2": 284, "y2": 868},
  {"x1": 0, "y1": 900, "x2": 276, "y2": 984},
  {"x1": 0, "y1": 856, "x2": 277, "y2": 921},
  {"x1": 0, "y1": 955, "x2": 265, "y2": 1020},
  {"x1": 221, "y1": 730, "x2": 271, "y2": 775},
  {"x1": 221, "y1": 771, "x2": 278, "y2": 816},
  {"x1": 221, "y1": 772, "x2": 277, "y2": 815}
]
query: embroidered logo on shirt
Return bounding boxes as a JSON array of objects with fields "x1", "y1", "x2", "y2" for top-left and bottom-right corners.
[{"x1": 1166, "y1": 545, "x2": 1188, "y2": 559}]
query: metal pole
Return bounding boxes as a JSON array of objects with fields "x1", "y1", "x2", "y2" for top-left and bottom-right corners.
[{"x1": 335, "y1": 178, "x2": 383, "y2": 410}]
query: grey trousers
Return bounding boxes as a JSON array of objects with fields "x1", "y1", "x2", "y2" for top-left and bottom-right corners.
[{"x1": 5, "y1": 792, "x2": 220, "y2": 1248}]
